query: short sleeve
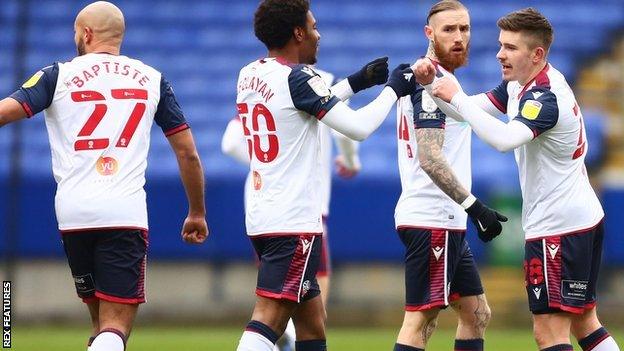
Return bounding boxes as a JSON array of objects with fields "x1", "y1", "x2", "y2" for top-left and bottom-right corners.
[
  {"x1": 412, "y1": 86, "x2": 446, "y2": 129},
  {"x1": 486, "y1": 80, "x2": 509, "y2": 114},
  {"x1": 154, "y1": 76, "x2": 190, "y2": 136},
  {"x1": 288, "y1": 65, "x2": 340, "y2": 119},
  {"x1": 10, "y1": 63, "x2": 59, "y2": 117},
  {"x1": 514, "y1": 87, "x2": 559, "y2": 138}
]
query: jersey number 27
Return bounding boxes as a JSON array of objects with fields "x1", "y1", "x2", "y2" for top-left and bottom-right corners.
[{"x1": 72, "y1": 89, "x2": 147, "y2": 151}]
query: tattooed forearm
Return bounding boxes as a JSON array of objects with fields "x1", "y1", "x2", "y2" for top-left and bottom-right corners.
[{"x1": 416, "y1": 128, "x2": 470, "y2": 205}]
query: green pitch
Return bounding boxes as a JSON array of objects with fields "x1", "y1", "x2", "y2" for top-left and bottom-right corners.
[{"x1": 9, "y1": 326, "x2": 623, "y2": 350}]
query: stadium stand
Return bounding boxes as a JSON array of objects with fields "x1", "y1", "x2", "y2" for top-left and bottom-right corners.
[{"x1": 0, "y1": 0, "x2": 623, "y2": 263}]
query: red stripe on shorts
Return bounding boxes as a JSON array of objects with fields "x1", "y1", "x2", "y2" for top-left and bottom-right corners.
[
  {"x1": 282, "y1": 235, "x2": 315, "y2": 302},
  {"x1": 429, "y1": 230, "x2": 447, "y2": 305}
]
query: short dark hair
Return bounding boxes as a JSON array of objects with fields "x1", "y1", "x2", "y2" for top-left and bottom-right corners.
[
  {"x1": 254, "y1": 0, "x2": 310, "y2": 50},
  {"x1": 497, "y1": 7, "x2": 554, "y2": 51},
  {"x1": 427, "y1": 0, "x2": 467, "y2": 24}
]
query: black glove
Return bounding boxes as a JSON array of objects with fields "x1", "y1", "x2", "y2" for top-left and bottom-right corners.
[
  {"x1": 386, "y1": 63, "x2": 417, "y2": 97},
  {"x1": 465, "y1": 199, "x2": 508, "y2": 242},
  {"x1": 347, "y1": 56, "x2": 389, "y2": 93}
]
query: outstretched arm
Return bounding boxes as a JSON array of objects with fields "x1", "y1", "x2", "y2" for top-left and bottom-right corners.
[
  {"x1": 168, "y1": 129, "x2": 208, "y2": 244},
  {"x1": 0, "y1": 98, "x2": 29, "y2": 127},
  {"x1": 320, "y1": 64, "x2": 417, "y2": 141},
  {"x1": 431, "y1": 78, "x2": 534, "y2": 152}
]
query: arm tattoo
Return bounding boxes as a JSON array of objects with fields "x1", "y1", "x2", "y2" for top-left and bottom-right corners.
[{"x1": 416, "y1": 128, "x2": 470, "y2": 205}]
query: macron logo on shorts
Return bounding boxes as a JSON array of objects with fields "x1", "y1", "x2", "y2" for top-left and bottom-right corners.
[
  {"x1": 432, "y1": 246, "x2": 444, "y2": 261},
  {"x1": 547, "y1": 244, "x2": 559, "y2": 259},
  {"x1": 533, "y1": 287, "x2": 542, "y2": 299},
  {"x1": 302, "y1": 238, "x2": 312, "y2": 255}
]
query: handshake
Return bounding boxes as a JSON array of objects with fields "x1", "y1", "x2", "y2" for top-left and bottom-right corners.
[{"x1": 347, "y1": 56, "x2": 418, "y2": 98}]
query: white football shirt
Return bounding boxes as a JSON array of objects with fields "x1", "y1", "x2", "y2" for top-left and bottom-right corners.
[
  {"x1": 486, "y1": 64, "x2": 604, "y2": 239},
  {"x1": 236, "y1": 57, "x2": 340, "y2": 236},
  {"x1": 11, "y1": 53, "x2": 189, "y2": 231},
  {"x1": 395, "y1": 65, "x2": 471, "y2": 230}
]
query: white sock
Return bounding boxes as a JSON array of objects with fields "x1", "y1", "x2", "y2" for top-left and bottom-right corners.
[
  {"x1": 592, "y1": 336, "x2": 620, "y2": 351},
  {"x1": 274, "y1": 319, "x2": 296, "y2": 351},
  {"x1": 90, "y1": 331, "x2": 124, "y2": 351},
  {"x1": 238, "y1": 330, "x2": 275, "y2": 351}
]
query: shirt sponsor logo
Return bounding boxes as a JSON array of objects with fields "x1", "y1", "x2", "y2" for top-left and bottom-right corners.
[
  {"x1": 96, "y1": 156, "x2": 118, "y2": 176},
  {"x1": 418, "y1": 112, "x2": 440, "y2": 120},
  {"x1": 22, "y1": 71, "x2": 44, "y2": 88},
  {"x1": 521, "y1": 100, "x2": 542, "y2": 120},
  {"x1": 253, "y1": 170, "x2": 262, "y2": 191}
]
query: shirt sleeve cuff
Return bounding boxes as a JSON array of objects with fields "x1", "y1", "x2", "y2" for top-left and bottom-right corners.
[{"x1": 164, "y1": 123, "x2": 190, "y2": 137}]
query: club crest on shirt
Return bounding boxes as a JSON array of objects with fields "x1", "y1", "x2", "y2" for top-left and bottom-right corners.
[
  {"x1": 307, "y1": 75, "x2": 331, "y2": 97},
  {"x1": 521, "y1": 100, "x2": 542, "y2": 120},
  {"x1": 421, "y1": 90, "x2": 438, "y2": 113}
]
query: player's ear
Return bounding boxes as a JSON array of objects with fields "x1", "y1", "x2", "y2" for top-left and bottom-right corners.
[
  {"x1": 424, "y1": 25, "x2": 434, "y2": 41},
  {"x1": 84, "y1": 26, "x2": 94, "y2": 44},
  {"x1": 533, "y1": 46, "x2": 546, "y2": 63},
  {"x1": 293, "y1": 26, "x2": 305, "y2": 43}
]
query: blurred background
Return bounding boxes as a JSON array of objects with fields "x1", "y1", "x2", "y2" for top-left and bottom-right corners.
[{"x1": 1, "y1": 0, "x2": 623, "y2": 348}]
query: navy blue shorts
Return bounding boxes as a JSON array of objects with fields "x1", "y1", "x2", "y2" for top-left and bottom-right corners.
[
  {"x1": 251, "y1": 234, "x2": 322, "y2": 303},
  {"x1": 397, "y1": 227, "x2": 484, "y2": 311},
  {"x1": 62, "y1": 229, "x2": 148, "y2": 304},
  {"x1": 524, "y1": 222, "x2": 604, "y2": 314}
]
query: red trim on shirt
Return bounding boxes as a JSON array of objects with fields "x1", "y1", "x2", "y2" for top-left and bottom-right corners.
[
  {"x1": 486, "y1": 91, "x2": 507, "y2": 113},
  {"x1": 524, "y1": 220, "x2": 603, "y2": 242},
  {"x1": 164, "y1": 123, "x2": 190, "y2": 137},
  {"x1": 396, "y1": 225, "x2": 466, "y2": 233},
  {"x1": 21, "y1": 102, "x2": 34, "y2": 117},
  {"x1": 518, "y1": 63, "x2": 551, "y2": 99},
  {"x1": 60, "y1": 226, "x2": 148, "y2": 234},
  {"x1": 250, "y1": 232, "x2": 323, "y2": 238}
]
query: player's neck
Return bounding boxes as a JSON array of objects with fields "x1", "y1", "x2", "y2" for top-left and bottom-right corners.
[
  {"x1": 519, "y1": 61, "x2": 548, "y2": 86},
  {"x1": 426, "y1": 45, "x2": 454, "y2": 74},
  {"x1": 86, "y1": 44, "x2": 120, "y2": 56},
  {"x1": 267, "y1": 49, "x2": 299, "y2": 65}
]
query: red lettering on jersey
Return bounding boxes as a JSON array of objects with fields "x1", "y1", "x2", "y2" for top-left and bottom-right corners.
[
  {"x1": 138, "y1": 76, "x2": 150, "y2": 86},
  {"x1": 238, "y1": 103, "x2": 280, "y2": 163},
  {"x1": 132, "y1": 69, "x2": 141, "y2": 80},
  {"x1": 114, "y1": 62, "x2": 120, "y2": 74},
  {"x1": 121, "y1": 65, "x2": 130, "y2": 76},
  {"x1": 111, "y1": 89, "x2": 148, "y2": 100},
  {"x1": 91, "y1": 65, "x2": 100, "y2": 76},
  {"x1": 83, "y1": 70, "x2": 94, "y2": 82},
  {"x1": 102, "y1": 61, "x2": 111, "y2": 73},
  {"x1": 72, "y1": 76, "x2": 85, "y2": 88}
]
